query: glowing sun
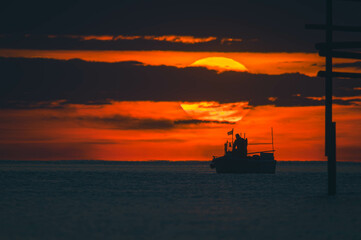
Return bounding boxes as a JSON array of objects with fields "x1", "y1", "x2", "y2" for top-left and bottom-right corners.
[
  {"x1": 180, "y1": 101, "x2": 250, "y2": 123},
  {"x1": 190, "y1": 57, "x2": 248, "y2": 72}
]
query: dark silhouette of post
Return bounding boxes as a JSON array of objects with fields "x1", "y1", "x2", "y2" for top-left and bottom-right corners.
[
  {"x1": 325, "y1": 0, "x2": 336, "y2": 196},
  {"x1": 306, "y1": 0, "x2": 361, "y2": 195}
]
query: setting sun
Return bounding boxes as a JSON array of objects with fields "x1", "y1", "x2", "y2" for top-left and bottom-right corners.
[
  {"x1": 190, "y1": 57, "x2": 248, "y2": 72},
  {"x1": 180, "y1": 102, "x2": 249, "y2": 122}
]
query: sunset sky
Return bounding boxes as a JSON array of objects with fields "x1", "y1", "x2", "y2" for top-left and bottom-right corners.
[{"x1": 1, "y1": 0, "x2": 361, "y2": 161}]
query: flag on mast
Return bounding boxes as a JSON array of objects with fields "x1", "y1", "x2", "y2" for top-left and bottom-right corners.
[{"x1": 227, "y1": 129, "x2": 233, "y2": 135}]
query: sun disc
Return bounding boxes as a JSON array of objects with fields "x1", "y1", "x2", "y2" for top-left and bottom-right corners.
[{"x1": 190, "y1": 57, "x2": 248, "y2": 72}]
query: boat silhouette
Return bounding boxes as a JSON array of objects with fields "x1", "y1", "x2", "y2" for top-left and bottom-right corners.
[{"x1": 210, "y1": 129, "x2": 277, "y2": 174}]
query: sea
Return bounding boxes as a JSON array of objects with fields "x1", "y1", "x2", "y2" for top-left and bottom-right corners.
[{"x1": 1, "y1": 161, "x2": 361, "y2": 240}]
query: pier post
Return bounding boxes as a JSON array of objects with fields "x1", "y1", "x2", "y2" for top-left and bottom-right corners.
[
  {"x1": 328, "y1": 122, "x2": 336, "y2": 195},
  {"x1": 306, "y1": 0, "x2": 361, "y2": 195},
  {"x1": 325, "y1": 0, "x2": 336, "y2": 195}
]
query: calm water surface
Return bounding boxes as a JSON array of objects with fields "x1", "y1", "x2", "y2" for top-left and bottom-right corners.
[{"x1": 1, "y1": 161, "x2": 361, "y2": 240}]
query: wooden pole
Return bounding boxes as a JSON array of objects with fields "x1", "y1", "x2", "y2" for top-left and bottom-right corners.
[
  {"x1": 326, "y1": 0, "x2": 336, "y2": 195},
  {"x1": 329, "y1": 122, "x2": 336, "y2": 195}
]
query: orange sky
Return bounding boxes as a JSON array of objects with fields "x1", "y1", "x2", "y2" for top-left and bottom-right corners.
[
  {"x1": 0, "y1": 101, "x2": 360, "y2": 161},
  {"x1": 1, "y1": 49, "x2": 361, "y2": 161},
  {"x1": 2, "y1": 49, "x2": 359, "y2": 76},
  {"x1": 2, "y1": 0, "x2": 361, "y2": 163}
]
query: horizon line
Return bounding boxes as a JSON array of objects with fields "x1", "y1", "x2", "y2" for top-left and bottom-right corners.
[{"x1": 1, "y1": 159, "x2": 360, "y2": 163}]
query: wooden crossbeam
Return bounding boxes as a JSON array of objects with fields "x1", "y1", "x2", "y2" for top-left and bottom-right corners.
[
  {"x1": 338, "y1": 0, "x2": 361, "y2": 2},
  {"x1": 316, "y1": 41, "x2": 361, "y2": 49},
  {"x1": 318, "y1": 71, "x2": 361, "y2": 78},
  {"x1": 319, "y1": 50, "x2": 361, "y2": 60},
  {"x1": 305, "y1": 24, "x2": 361, "y2": 32}
]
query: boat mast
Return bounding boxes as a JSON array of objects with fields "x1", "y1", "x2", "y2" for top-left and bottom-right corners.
[{"x1": 271, "y1": 127, "x2": 274, "y2": 151}]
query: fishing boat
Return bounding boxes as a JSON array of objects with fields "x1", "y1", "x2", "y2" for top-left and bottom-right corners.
[{"x1": 210, "y1": 129, "x2": 277, "y2": 174}]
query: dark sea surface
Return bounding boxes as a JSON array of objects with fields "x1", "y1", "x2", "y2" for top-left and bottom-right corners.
[{"x1": 1, "y1": 161, "x2": 361, "y2": 240}]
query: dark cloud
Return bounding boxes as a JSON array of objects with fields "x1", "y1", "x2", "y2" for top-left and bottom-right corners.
[
  {"x1": 78, "y1": 115, "x2": 174, "y2": 130},
  {"x1": 174, "y1": 119, "x2": 235, "y2": 125},
  {"x1": 1, "y1": 57, "x2": 361, "y2": 108},
  {"x1": 2, "y1": 0, "x2": 323, "y2": 36},
  {"x1": 2, "y1": 0, "x2": 360, "y2": 52},
  {"x1": 52, "y1": 115, "x2": 234, "y2": 130},
  {"x1": 333, "y1": 61, "x2": 361, "y2": 70},
  {"x1": 2, "y1": 1, "x2": 361, "y2": 52},
  {"x1": 0, "y1": 34, "x2": 288, "y2": 52}
]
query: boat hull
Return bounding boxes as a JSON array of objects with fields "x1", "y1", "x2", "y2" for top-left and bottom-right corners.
[{"x1": 211, "y1": 156, "x2": 276, "y2": 174}]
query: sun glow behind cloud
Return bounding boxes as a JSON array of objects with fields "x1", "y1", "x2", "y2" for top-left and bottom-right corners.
[
  {"x1": 190, "y1": 57, "x2": 248, "y2": 72},
  {"x1": 181, "y1": 102, "x2": 250, "y2": 122}
]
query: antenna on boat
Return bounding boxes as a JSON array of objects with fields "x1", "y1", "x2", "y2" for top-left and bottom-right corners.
[{"x1": 271, "y1": 127, "x2": 274, "y2": 151}]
